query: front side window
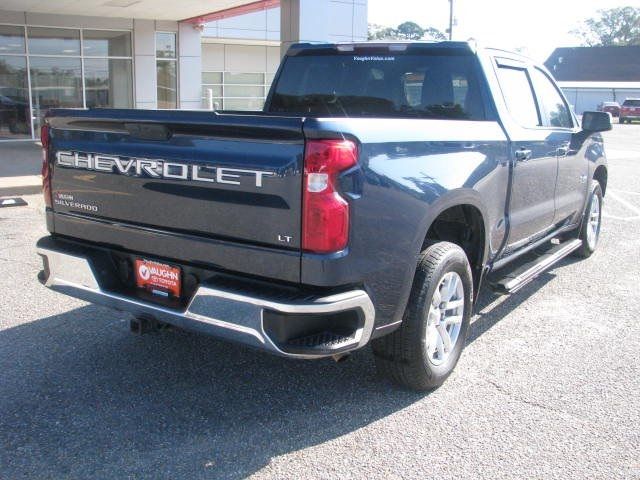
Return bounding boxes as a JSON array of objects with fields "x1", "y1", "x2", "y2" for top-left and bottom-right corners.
[
  {"x1": 496, "y1": 65, "x2": 539, "y2": 128},
  {"x1": 269, "y1": 53, "x2": 485, "y2": 119},
  {"x1": 156, "y1": 32, "x2": 177, "y2": 109},
  {"x1": 530, "y1": 68, "x2": 572, "y2": 128}
]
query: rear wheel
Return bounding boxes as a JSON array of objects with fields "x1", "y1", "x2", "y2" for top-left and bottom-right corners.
[
  {"x1": 574, "y1": 181, "x2": 603, "y2": 258},
  {"x1": 372, "y1": 241, "x2": 473, "y2": 391}
]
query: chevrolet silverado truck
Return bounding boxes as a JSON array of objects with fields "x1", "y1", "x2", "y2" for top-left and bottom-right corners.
[{"x1": 37, "y1": 41, "x2": 611, "y2": 391}]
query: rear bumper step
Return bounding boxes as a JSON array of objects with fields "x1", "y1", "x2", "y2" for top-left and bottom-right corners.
[{"x1": 36, "y1": 238, "x2": 375, "y2": 359}]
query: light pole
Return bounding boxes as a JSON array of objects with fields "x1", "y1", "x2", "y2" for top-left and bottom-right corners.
[{"x1": 448, "y1": 0, "x2": 454, "y2": 40}]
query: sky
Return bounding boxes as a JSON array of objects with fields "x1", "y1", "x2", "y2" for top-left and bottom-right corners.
[{"x1": 368, "y1": 0, "x2": 640, "y2": 62}]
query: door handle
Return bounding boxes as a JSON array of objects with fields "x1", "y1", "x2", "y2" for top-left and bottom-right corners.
[{"x1": 515, "y1": 148, "x2": 532, "y2": 161}]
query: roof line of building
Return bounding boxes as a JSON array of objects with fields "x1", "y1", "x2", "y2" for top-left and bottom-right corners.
[{"x1": 181, "y1": 0, "x2": 280, "y2": 24}]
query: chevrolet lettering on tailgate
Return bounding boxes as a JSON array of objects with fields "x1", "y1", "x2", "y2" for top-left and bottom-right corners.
[{"x1": 55, "y1": 151, "x2": 274, "y2": 187}]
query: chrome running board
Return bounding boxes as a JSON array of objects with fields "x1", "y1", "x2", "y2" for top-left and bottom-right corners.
[{"x1": 490, "y1": 239, "x2": 582, "y2": 294}]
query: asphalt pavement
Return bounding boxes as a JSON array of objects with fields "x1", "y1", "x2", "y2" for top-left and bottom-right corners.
[{"x1": 0, "y1": 125, "x2": 638, "y2": 479}]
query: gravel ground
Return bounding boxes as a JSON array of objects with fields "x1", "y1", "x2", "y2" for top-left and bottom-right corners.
[{"x1": 0, "y1": 125, "x2": 638, "y2": 479}]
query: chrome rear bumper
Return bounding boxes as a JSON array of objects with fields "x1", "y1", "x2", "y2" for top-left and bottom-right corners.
[{"x1": 37, "y1": 238, "x2": 375, "y2": 359}]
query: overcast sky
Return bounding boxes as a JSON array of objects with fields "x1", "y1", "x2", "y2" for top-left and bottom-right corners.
[{"x1": 368, "y1": 0, "x2": 640, "y2": 61}]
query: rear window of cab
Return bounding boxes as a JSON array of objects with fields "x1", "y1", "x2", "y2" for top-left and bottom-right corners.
[{"x1": 269, "y1": 52, "x2": 487, "y2": 120}]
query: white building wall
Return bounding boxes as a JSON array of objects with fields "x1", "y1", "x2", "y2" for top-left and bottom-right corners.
[
  {"x1": 199, "y1": 0, "x2": 368, "y2": 110},
  {"x1": 559, "y1": 85, "x2": 640, "y2": 114},
  {"x1": 202, "y1": 1, "x2": 368, "y2": 46},
  {"x1": 133, "y1": 19, "x2": 157, "y2": 109},
  {"x1": 202, "y1": 43, "x2": 281, "y2": 73},
  {"x1": 202, "y1": 8, "x2": 280, "y2": 41},
  {"x1": 178, "y1": 22, "x2": 203, "y2": 110}
]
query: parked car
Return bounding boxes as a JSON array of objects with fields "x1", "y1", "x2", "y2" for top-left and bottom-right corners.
[
  {"x1": 619, "y1": 98, "x2": 640, "y2": 124},
  {"x1": 597, "y1": 101, "x2": 620, "y2": 117},
  {"x1": 36, "y1": 41, "x2": 611, "y2": 391}
]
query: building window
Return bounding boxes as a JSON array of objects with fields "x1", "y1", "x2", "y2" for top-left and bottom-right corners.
[
  {"x1": 84, "y1": 58, "x2": 133, "y2": 109},
  {"x1": 0, "y1": 53, "x2": 30, "y2": 139},
  {"x1": 1, "y1": 26, "x2": 29, "y2": 139},
  {"x1": 202, "y1": 71, "x2": 272, "y2": 111},
  {"x1": 29, "y1": 56, "x2": 83, "y2": 126},
  {"x1": 83, "y1": 30, "x2": 133, "y2": 109},
  {"x1": 156, "y1": 32, "x2": 177, "y2": 109},
  {"x1": 0, "y1": 24, "x2": 133, "y2": 140},
  {"x1": 27, "y1": 27, "x2": 81, "y2": 56}
]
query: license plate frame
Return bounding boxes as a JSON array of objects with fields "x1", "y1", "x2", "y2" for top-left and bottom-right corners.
[{"x1": 134, "y1": 258, "x2": 182, "y2": 298}]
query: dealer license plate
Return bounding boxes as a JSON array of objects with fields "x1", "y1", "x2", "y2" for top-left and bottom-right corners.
[{"x1": 134, "y1": 258, "x2": 181, "y2": 298}]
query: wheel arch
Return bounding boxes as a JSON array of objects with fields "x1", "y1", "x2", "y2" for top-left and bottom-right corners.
[
  {"x1": 593, "y1": 164, "x2": 608, "y2": 196},
  {"x1": 413, "y1": 190, "x2": 491, "y2": 297}
]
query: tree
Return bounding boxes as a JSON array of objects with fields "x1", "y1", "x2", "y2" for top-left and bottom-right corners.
[
  {"x1": 571, "y1": 7, "x2": 640, "y2": 46},
  {"x1": 423, "y1": 27, "x2": 447, "y2": 41},
  {"x1": 367, "y1": 22, "x2": 446, "y2": 41},
  {"x1": 396, "y1": 21, "x2": 424, "y2": 40}
]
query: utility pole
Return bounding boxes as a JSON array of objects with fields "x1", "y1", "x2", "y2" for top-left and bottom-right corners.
[{"x1": 448, "y1": 0, "x2": 454, "y2": 40}]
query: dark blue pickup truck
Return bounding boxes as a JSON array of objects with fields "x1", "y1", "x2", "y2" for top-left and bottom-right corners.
[{"x1": 37, "y1": 41, "x2": 611, "y2": 391}]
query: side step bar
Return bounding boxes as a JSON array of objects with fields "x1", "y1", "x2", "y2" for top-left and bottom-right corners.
[{"x1": 490, "y1": 239, "x2": 582, "y2": 294}]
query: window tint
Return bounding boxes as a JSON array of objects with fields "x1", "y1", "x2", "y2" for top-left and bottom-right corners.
[
  {"x1": 496, "y1": 66, "x2": 539, "y2": 127},
  {"x1": 623, "y1": 99, "x2": 640, "y2": 107},
  {"x1": 531, "y1": 68, "x2": 572, "y2": 128},
  {"x1": 269, "y1": 53, "x2": 485, "y2": 120}
]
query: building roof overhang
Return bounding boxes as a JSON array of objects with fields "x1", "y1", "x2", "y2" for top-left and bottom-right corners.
[{"x1": 0, "y1": 0, "x2": 277, "y2": 22}]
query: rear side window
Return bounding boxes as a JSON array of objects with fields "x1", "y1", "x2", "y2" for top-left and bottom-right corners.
[
  {"x1": 496, "y1": 66, "x2": 539, "y2": 127},
  {"x1": 530, "y1": 68, "x2": 572, "y2": 128},
  {"x1": 623, "y1": 99, "x2": 640, "y2": 106},
  {"x1": 268, "y1": 53, "x2": 486, "y2": 120}
]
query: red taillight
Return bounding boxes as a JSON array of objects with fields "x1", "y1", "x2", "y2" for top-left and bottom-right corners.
[
  {"x1": 40, "y1": 124, "x2": 52, "y2": 208},
  {"x1": 302, "y1": 139, "x2": 357, "y2": 253}
]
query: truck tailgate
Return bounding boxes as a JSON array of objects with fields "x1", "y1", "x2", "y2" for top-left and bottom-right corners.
[{"x1": 47, "y1": 109, "x2": 304, "y2": 253}]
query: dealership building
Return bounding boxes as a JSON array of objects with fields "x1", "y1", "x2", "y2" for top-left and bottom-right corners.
[
  {"x1": 0, "y1": 0, "x2": 367, "y2": 141},
  {"x1": 545, "y1": 46, "x2": 640, "y2": 114}
]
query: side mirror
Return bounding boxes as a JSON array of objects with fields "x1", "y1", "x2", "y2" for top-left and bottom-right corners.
[{"x1": 582, "y1": 111, "x2": 612, "y2": 132}]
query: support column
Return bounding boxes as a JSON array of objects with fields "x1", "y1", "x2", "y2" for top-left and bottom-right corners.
[
  {"x1": 280, "y1": 0, "x2": 330, "y2": 57},
  {"x1": 178, "y1": 23, "x2": 203, "y2": 110},
  {"x1": 133, "y1": 19, "x2": 157, "y2": 109}
]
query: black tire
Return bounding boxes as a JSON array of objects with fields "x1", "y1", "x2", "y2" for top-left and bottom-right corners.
[
  {"x1": 574, "y1": 180, "x2": 603, "y2": 258},
  {"x1": 372, "y1": 241, "x2": 473, "y2": 391}
]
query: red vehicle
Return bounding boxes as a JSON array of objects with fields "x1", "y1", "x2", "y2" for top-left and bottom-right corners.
[
  {"x1": 620, "y1": 98, "x2": 640, "y2": 124},
  {"x1": 597, "y1": 101, "x2": 620, "y2": 117}
]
